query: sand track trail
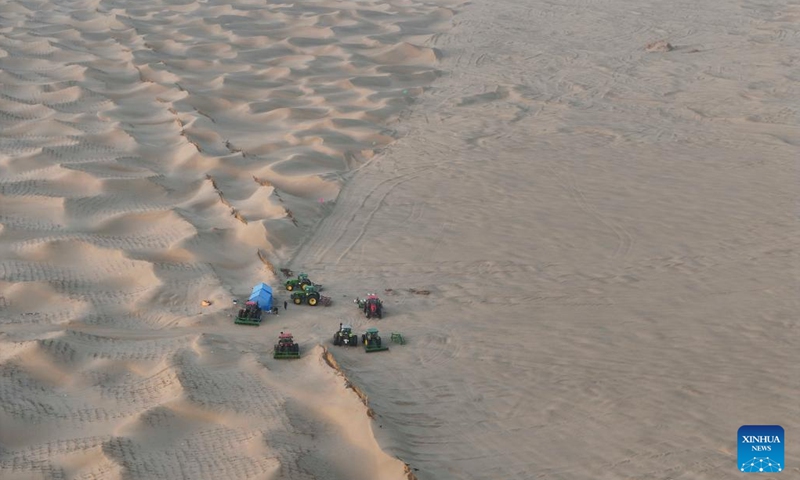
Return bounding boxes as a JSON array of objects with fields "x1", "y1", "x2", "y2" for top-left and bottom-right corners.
[{"x1": 285, "y1": 0, "x2": 800, "y2": 479}]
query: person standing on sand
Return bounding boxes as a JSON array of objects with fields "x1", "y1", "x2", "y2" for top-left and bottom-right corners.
[{"x1": 284, "y1": 300, "x2": 288, "y2": 310}]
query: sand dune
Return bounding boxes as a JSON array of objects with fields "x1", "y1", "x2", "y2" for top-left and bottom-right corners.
[
  {"x1": 2, "y1": 0, "x2": 798, "y2": 478},
  {"x1": 0, "y1": 0, "x2": 452, "y2": 477}
]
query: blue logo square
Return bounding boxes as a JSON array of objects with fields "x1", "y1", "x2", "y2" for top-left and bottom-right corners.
[{"x1": 738, "y1": 425, "x2": 784, "y2": 473}]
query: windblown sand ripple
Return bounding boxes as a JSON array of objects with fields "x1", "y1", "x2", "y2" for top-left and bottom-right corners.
[{"x1": 0, "y1": 0, "x2": 454, "y2": 478}]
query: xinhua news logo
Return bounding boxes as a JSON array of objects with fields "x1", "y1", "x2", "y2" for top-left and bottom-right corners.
[{"x1": 738, "y1": 425, "x2": 784, "y2": 473}]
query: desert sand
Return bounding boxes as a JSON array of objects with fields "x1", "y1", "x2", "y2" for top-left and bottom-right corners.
[{"x1": 1, "y1": 0, "x2": 798, "y2": 479}]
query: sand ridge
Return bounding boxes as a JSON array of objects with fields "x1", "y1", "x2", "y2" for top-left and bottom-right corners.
[{"x1": 0, "y1": 0, "x2": 457, "y2": 477}]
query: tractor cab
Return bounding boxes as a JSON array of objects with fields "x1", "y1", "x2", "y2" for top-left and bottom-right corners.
[
  {"x1": 362, "y1": 327, "x2": 388, "y2": 352},
  {"x1": 364, "y1": 327, "x2": 379, "y2": 339},
  {"x1": 274, "y1": 332, "x2": 300, "y2": 359},
  {"x1": 244, "y1": 301, "x2": 259, "y2": 314},
  {"x1": 362, "y1": 295, "x2": 383, "y2": 319},
  {"x1": 234, "y1": 301, "x2": 263, "y2": 325},
  {"x1": 333, "y1": 322, "x2": 358, "y2": 347}
]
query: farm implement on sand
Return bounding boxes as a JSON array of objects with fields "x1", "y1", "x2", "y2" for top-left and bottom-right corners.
[
  {"x1": 355, "y1": 294, "x2": 383, "y2": 319},
  {"x1": 234, "y1": 301, "x2": 263, "y2": 326},
  {"x1": 362, "y1": 327, "x2": 388, "y2": 353},
  {"x1": 333, "y1": 323, "x2": 359, "y2": 347},
  {"x1": 284, "y1": 273, "x2": 323, "y2": 292},
  {"x1": 291, "y1": 284, "x2": 332, "y2": 306},
  {"x1": 274, "y1": 332, "x2": 301, "y2": 359},
  {"x1": 235, "y1": 283, "x2": 276, "y2": 325}
]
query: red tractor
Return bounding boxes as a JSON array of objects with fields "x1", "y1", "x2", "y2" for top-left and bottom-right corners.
[
  {"x1": 356, "y1": 293, "x2": 383, "y2": 319},
  {"x1": 273, "y1": 332, "x2": 300, "y2": 359},
  {"x1": 234, "y1": 301, "x2": 262, "y2": 326}
]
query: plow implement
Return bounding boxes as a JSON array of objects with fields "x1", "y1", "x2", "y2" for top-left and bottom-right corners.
[
  {"x1": 273, "y1": 348, "x2": 301, "y2": 359},
  {"x1": 364, "y1": 343, "x2": 389, "y2": 353},
  {"x1": 234, "y1": 315, "x2": 262, "y2": 326}
]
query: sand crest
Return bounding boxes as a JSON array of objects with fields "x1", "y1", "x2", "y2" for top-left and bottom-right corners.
[{"x1": 0, "y1": 0, "x2": 453, "y2": 477}]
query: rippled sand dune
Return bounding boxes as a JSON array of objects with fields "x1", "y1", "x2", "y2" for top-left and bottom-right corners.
[{"x1": 0, "y1": 0, "x2": 455, "y2": 478}]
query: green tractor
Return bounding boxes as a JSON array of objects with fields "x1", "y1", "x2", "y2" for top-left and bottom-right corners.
[
  {"x1": 333, "y1": 323, "x2": 359, "y2": 347},
  {"x1": 274, "y1": 332, "x2": 300, "y2": 359},
  {"x1": 291, "y1": 284, "x2": 331, "y2": 306},
  {"x1": 362, "y1": 327, "x2": 388, "y2": 353},
  {"x1": 285, "y1": 273, "x2": 314, "y2": 292}
]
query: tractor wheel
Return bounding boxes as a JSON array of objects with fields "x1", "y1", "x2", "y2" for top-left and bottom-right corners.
[
  {"x1": 308, "y1": 296, "x2": 318, "y2": 306},
  {"x1": 293, "y1": 297, "x2": 302, "y2": 305},
  {"x1": 377, "y1": 311, "x2": 382, "y2": 319},
  {"x1": 376, "y1": 338, "x2": 381, "y2": 347},
  {"x1": 286, "y1": 284, "x2": 294, "y2": 291}
]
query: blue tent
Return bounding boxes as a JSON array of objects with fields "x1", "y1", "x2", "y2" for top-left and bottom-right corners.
[{"x1": 249, "y1": 283, "x2": 273, "y2": 310}]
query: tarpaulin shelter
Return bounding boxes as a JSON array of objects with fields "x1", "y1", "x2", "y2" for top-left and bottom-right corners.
[{"x1": 249, "y1": 283, "x2": 273, "y2": 310}]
